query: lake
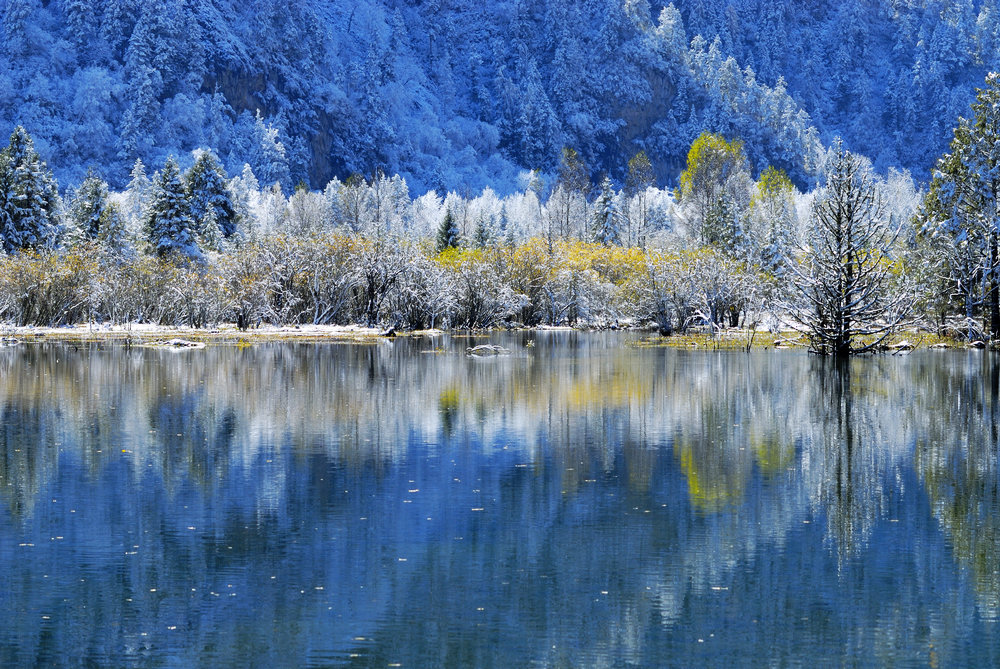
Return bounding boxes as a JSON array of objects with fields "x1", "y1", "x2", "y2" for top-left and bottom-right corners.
[{"x1": 1, "y1": 332, "x2": 999, "y2": 667}]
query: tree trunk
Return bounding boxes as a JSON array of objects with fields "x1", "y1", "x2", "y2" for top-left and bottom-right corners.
[{"x1": 990, "y1": 231, "x2": 1000, "y2": 339}]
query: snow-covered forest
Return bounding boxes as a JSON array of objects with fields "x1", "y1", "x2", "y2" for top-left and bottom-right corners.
[
  {"x1": 6, "y1": 0, "x2": 1000, "y2": 343},
  {"x1": 0, "y1": 121, "x2": 930, "y2": 339},
  {"x1": 3, "y1": 0, "x2": 999, "y2": 192}
]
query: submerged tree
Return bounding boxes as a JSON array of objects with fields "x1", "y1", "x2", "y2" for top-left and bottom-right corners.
[{"x1": 791, "y1": 144, "x2": 908, "y2": 356}]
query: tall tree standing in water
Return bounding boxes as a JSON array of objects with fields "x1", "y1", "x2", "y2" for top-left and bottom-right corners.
[{"x1": 792, "y1": 143, "x2": 907, "y2": 356}]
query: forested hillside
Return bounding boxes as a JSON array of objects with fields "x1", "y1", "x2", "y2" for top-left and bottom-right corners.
[{"x1": 2, "y1": 0, "x2": 995, "y2": 193}]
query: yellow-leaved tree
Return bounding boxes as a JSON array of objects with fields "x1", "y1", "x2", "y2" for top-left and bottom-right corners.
[{"x1": 677, "y1": 132, "x2": 751, "y2": 246}]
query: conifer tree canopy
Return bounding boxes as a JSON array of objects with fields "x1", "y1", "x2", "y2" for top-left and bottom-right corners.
[
  {"x1": 145, "y1": 156, "x2": 199, "y2": 258},
  {"x1": 0, "y1": 126, "x2": 60, "y2": 254}
]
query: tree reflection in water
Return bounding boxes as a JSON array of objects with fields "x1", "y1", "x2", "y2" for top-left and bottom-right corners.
[{"x1": 0, "y1": 335, "x2": 998, "y2": 666}]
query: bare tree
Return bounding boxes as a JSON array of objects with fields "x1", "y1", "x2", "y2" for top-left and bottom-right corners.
[{"x1": 790, "y1": 144, "x2": 909, "y2": 356}]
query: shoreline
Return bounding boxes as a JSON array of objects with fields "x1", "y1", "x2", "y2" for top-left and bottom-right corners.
[{"x1": 0, "y1": 323, "x2": 983, "y2": 351}]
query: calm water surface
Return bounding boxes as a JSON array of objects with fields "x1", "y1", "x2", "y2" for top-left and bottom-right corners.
[{"x1": 1, "y1": 332, "x2": 999, "y2": 667}]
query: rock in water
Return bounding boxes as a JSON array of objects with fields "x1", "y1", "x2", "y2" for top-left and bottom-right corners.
[{"x1": 467, "y1": 344, "x2": 509, "y2": 357}]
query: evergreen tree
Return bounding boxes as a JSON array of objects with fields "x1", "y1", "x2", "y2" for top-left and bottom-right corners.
[
  {"x1": 246, "y1": 111, "x2": 290, "y2": 189},
  {"x1": 924, "y1": 72, "x2": 1000, "y2": 338},
  {"x1": 124, "y1": 158, "x2": 151, "y2": 231},
  {"x1": 229, "y1": 163, "x2": 260, "y2": 242},
  {"x1": 550, "y1": 147, "x2": 591, "y2": 241},
  {"x1": 97, "y1": 200, "x2": 131, "y2": 255},
  {"x1": 749, "y1": 166, "x2": 797, "y2": 273},
  {"x1": 0, "y1": 126, "x2": 61, "y2": 254},
  {"x1": 199, "y1": 205, "x2": 222, "y2": 251},
  {"x1": 119, "y1": 5, "x2": 163, "y2": 161},
  {"x1": 592, "y1": 175, "x2": 620, "y2": 245},
  {"x1": 185, "y1": 149, "x2": 237, "y2": 237},
  {"x1": 101, "y1": 0, "x2": 138, "y2": 59},
  {"x1": 703, "y1": 195, "x2": 744, "y2": 253},
  {"x1": 68, "y1": 167, "x2": 111, "y2": 241},
  {"x1": 436, "y1": 208, "x2": 460, "y2": 252},
  {"x1": 145, "y1": 156, "x2": 199, "y2": 258},
  {"x1": 64, "y1": 0, "x2": 101, "y2": 54},
  {"x1": 473, "y1": 214, "x2": 492, "y2": 248},
  {"x1": 3, "y1": 0, "x2": 37, "y2": 56}
]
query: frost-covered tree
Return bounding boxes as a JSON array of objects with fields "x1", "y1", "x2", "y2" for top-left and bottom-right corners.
[
  {"x1": 64, "y1": 0, "x2": 101, "y2": 55},
  {"x1": 124, "y1": 159, "x2": 151, "y2": 232},
  {"x1": 119, "y1": 2, "x2": 164, "y2": 162},
  {"x1": 548, "y1": 147, "x2": 591, "y2": 243},
  {"x1": 254, "y1": 183, "x2": 287, "y2": 235},
  {"x1": 145, "y1": 156, "x2": 199, "y2": 258},
  {"x1": 228, "y1": 164, "x2": 260, "y2": 242},
  {"x1": 368, "y1": 171, "x2": 410, "y2": 233},
  {"x1": 592, "y1": 176, "x2": 620, "y2": 245},
  {"x1": 242, "y1": 111, "x2": 290, "y2": 190},
  {"x1": 185, "y1": 149, "x2": 237, "y2": 237},
  {"x1": 472, "y1": 214, "x2": 493, "y2": 249},
  {"x1": 791, "y1": 145, "x2": 908, "y2": 356},
  {"x1": 624, "y1": 150, "x2": 656, "y2": 247},
  {"x1": 922, "y1": 72, "x2": 1000, "y2": 339},
  {"x1": 96, "y1": 200, "x2": 131, "y2": 255},
  {"x1": 677, "y1": 132, "x2": 751, "y2": 244},
  {"x1": 496, "y1": 58, "x2": 560, "y2": 167},
  {"x1": 285, "y1": 186, "x2": 330, "y2": 235},
  {"x1": 0, "y1": 126, "x2": 61, "y2": 254},
  {"x1": 68, "y1": 167, "x2": 112, "y2": 241},
  {"x1": 3, "y1": 0, "x2": 37, "y2": 56},
  {"x1": 748, "y1": 166, "x2": 798, "y2": 274},
  {"x1": 336, "y1": 173, "x2": 372, "y2": 233},
  {"x1": 703, "y1": 194, "x2": 744, "y2": 252},
  {"x1": 436, "y1": 208, "x2": 460, "y2": 252}
]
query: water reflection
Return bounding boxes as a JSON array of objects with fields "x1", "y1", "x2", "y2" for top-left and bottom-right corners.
[{"x1": 0, "y1": 335, "x2": 999, "y2": 666}]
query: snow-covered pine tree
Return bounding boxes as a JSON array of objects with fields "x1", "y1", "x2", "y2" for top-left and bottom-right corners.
[
  {"x1": 124, "y1": 158, "x2": 150, "y2": 232},
  {"x1": 186, "y1": 149, "x2": 237, "y2": 237},
  {"x1": 199, "y1": 205, "x2": 222, "y2": 252},
  {"x1": 473, "y1": 214, "x2": 492, "y2": 248},
  {"x1": 119, "y1": 7, "x2": 163, "y2": 162},
  {"x1": 592, "y1": 175, "x2": 620, "y2": 245},
  {"x1": 0, "y1": 126, "x2": 61, "y2": 254},
  {"x1": 703, "y1": 195, "x2": 740, "y2": 250},
  {"x1": 101, "y1": 0, "x2": 138, "y2": 59},
  {"x1": 3, "y1": 0, "x2": 37, "y2": 56},
  {"x1": 229, "y1": 163, "x2": 260, "y2": 242},
  {"x1": 145, "y1": 156, "x2": 199, "y2": 258},
  {"x1": 436, "y1": 208, "x2": 460, "y2": 252},
  {"x1": 69, "y1": 167, "x2": 111, "y2": 241},
  {"x1": 247, "y1": 111, "x2": 290, "y2": 190},
  {"x1": 97, "y1": 200, "x2": 131, "y2": 255},
  {"x1": 64, "y1": 0, "x2": 101, "y2": 55}
]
